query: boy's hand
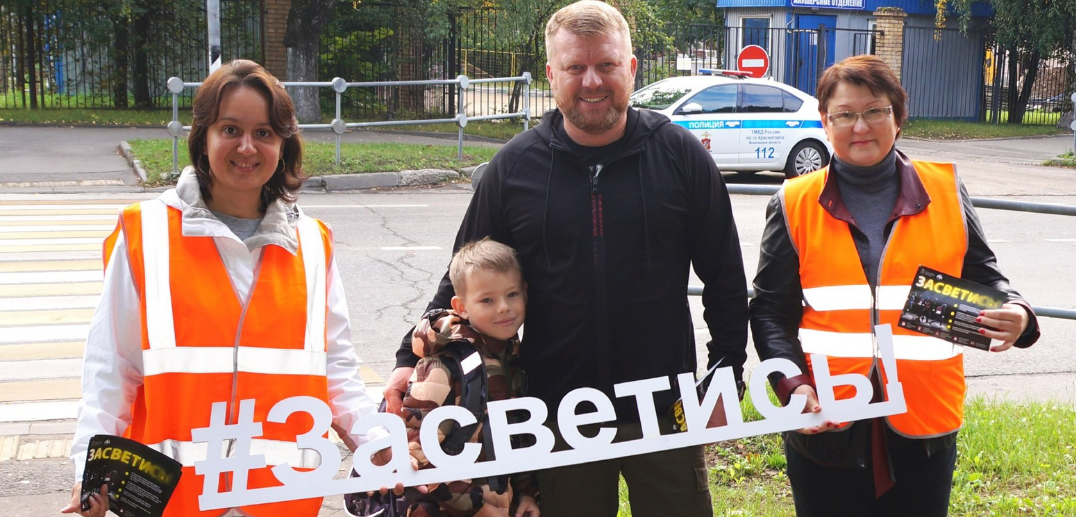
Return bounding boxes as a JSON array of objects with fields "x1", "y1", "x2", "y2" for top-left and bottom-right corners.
[
  {"x1": 366, "y1": 447, "x2": 427, "y2": 497},
  {"x1": 383, "y1": 367, "x2": 414, "y2": 415},
  {"x1": 59, "y1": 482, "x2": 108, "y2": 517},
  {"x1": 515, "y1": 494, "x2": 540, "y2": 517}
]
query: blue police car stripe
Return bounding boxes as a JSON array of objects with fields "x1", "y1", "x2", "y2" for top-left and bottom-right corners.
[
  {"x1": 673, "y1": 120, "x2": 739, "y2": 130},
  {"x1": 673, "y1": 120, "x2": 822, "y2": 130}
]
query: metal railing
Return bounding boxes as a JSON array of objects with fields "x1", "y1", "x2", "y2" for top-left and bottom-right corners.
[
  {"x1": 686, "y1": 184, "x2": 1076, "y2": 322},
  {"x1": 165, "y1": 73, "x2": 533, "y2": 174}
]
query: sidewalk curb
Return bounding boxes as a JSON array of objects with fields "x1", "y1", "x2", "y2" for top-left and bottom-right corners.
[
  {"x1": 121, "y1": 141, "x2": 479, "y2": 193},
  {"x1": 117, "y1": 141, "x2": 148, "y2": 184},
  {"x1": 299, "y1": 168, "x2": 472, "y2": 192}
]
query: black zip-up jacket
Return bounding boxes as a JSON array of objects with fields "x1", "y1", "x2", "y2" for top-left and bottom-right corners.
[{"x1": 396, "y1": 108, "x2": 749, "y2": 422}]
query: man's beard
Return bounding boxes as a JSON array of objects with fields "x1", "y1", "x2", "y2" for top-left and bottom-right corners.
[{"x1": 560, "y1": 91, "x2": 628, "y2": 135}]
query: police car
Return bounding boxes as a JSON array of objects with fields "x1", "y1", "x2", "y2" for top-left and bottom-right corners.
[{"x1": 630, "y1": 70, "x2": 832, "y2": 178}]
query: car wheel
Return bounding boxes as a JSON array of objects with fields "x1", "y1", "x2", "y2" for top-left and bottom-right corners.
[{"x1": 784, "y1": 141, "x2": 827, "y2": 179}]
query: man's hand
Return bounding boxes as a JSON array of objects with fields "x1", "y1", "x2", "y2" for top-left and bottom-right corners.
[
  {"x1": 59, "y1": 482, "x2": 108, "y2": 517},
  {"x1": 979, "y1": 303, "x2": 1030, "y2": 352},
  {"x1": 791, "y1": 384, "x2": 841, "y2": 434},
  {"x1": 383, "y1": 367, "x2": 414, "y2": 415}
]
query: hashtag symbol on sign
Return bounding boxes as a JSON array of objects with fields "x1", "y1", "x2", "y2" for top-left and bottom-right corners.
[{"x1": 191, "y1": 400, "x2": 267, "y2": 503}]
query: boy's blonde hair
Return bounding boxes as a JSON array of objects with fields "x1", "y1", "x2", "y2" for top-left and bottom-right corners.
[
  {"x1": 544, "y1": 1, "x2": 632, "y2": 61},
  {"x1": 449, "y1": 237, "x2": 523, "y2": 295}
]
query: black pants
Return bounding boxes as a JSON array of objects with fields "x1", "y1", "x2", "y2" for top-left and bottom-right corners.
[{"x1": 785, "y1": 427, "x2": 958, "y2": 517}]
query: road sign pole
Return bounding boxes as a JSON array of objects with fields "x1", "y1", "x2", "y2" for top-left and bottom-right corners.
[{"x1": 1070, "y1": 92, "x2": 1076, "y2": 154}]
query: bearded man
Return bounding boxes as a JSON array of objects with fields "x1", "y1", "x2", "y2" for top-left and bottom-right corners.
[{"x1": 384, "y1": 2, "x2": 748, "y2": 515}]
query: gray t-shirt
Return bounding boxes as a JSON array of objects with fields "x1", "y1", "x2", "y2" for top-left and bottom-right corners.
[{"x1": 211, "y1": 210, "x2": 263, "y2": 242}]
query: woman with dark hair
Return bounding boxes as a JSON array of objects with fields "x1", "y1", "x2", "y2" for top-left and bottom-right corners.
[
  {"x1": 750, "y1": 55, "x2": 1040, "y2": 516},
  {"x1": 62, "y1": 59, "x2": 381, "y2": 517}
]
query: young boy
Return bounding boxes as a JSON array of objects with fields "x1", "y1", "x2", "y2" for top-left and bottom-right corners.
[{"x1": 350, "y1": 238, "x2": 538, "y2": 517}]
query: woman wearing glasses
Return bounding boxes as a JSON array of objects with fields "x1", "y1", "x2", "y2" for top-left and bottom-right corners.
[{"x1": 749, "y1": 55, "x2": 1039, "y2": 515}]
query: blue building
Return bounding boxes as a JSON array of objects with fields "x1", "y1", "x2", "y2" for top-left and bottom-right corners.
[{"x1": 716, "y1": 0, "x2": 992, "y2": 119}]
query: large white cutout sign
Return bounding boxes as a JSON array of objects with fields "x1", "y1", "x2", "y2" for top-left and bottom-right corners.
[{"x1": 193, "y1": 325, "x2": 907, "y2": 510}]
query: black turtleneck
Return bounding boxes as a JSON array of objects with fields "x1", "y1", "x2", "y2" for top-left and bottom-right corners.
[{"x1": 832, "y1": 147, "x2": 899, "y2": 287}]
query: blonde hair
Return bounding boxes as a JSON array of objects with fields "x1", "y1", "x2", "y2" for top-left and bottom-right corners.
[
  {"x1": 545, "y1": 1, "x2": 632, "y2": 61},
  {"x1": 449, "y1": 237, "x2": 523, "y2": 295}
]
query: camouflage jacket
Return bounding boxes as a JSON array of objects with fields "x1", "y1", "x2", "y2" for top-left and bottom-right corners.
[{"x1": 402, "y1": 308, "x2": 537, "y2": 516}]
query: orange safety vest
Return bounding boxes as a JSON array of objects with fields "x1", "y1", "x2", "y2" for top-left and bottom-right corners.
[
  {"x1": 782, "y1": 161, "x2": 968, "y2": 438},
  {"x1": 103, "y1": 200, "x2": 333, "y2": 517}
]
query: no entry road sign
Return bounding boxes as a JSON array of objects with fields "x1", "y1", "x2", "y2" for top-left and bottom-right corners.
[{"x1": 737, "y1": 45, "x2": 770, "y2": 78}]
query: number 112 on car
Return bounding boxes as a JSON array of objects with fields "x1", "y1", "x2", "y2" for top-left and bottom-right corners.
[{"x1": 755, "y1": 147, "x2": 775, "y2": 159}]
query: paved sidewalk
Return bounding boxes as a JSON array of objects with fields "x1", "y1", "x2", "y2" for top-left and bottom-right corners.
[{"x1": 0, "y1": 125, "x2": 503, "y2": 194}]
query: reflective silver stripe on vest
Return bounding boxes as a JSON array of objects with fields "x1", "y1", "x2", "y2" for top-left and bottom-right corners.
[
  {"x1": 799, "y1": 328, "x2": 963, "y2": 360},
  {"x1": 876, "y1": 285, "x2": 912, "y2": 311},
  {"x1": 143, "y1": 347, "x2": 328, "y2": 376},
  {"x1": 138, "y1": 204, "x2": 327, "y2": 375},
  {"x1": 147, "y1": 438, "x2": 322, "y2": 468},
  {"x1": 296, "y1": 216, "x2": 327, "y2": 353},
  {"x1": 802, "y1": 285, "x2": 911, "y2": 312},
  {"x1": 141, "y1": 201, "x2": 177, "y2": 349}
]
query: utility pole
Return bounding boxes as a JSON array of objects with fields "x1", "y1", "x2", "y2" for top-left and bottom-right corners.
[{"x1": 207, "y1": 0, "x2": 221, "y2": 75}]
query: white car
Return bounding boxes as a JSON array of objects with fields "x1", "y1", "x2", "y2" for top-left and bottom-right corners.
[{"x1": 630, "y1": 72, "x2": 832, "y2": 178}]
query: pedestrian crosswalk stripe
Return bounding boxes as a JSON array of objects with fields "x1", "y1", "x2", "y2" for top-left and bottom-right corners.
[
  {"x1": 0, "y1": 400, "x2": 79, "y2": 421},
  {"x1": 0, "y1": 203, "x2": 128, "y2": 210},
  {"x1": 0, "y1": 296, "x2": 99, "y2": 311},
  {"x1": 0, "y1": 283, "x2": 101, "y2": 297},
  {"x1": 0, "y1": 379, "x2": 82, "y2": 403},
  {"x1": 0, "y1": 220, "x2": 114, "y2": 227},
  {"x1": 0, "y1": 260, "x2": 99, "y2": 272},
  {"x1": 0, "y1": 342, "x2": 84, "y2": 360},
  {"x1": 0, "y1": 270, "x2": 101, "y2": 285},
  {"x1": 0, "y1": 227, "x2": 112, "y2": 236},
  {"x1": 0, "y1": 215, "x2": 116, "y2": 223},
  {"x1": 0, "y1": 198, "x2": 142, "y2": 425},
  {"x1": 0, "y1": 244, "x2": 99, "y2": 253},
  {"x1": 0, "y1": 358, "x2": 83, "y2": 380},
  {"x1": 0, "y1": 237, "x2": 104, "y2": 246},
  {"x1": 0, "y1": 324, "x2": 91, "y2": 344},
  {"x1": 0, "y1": 209, "x2": 120, "y2": 216},
  {"x1": 0, "y1": 251, "x2": 99, "y2": 263},
  {"x1": 0, "y1": 309, "x2": 95, "y2": 327}
]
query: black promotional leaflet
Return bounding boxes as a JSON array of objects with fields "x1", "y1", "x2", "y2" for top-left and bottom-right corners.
[
  {"x1": 80, "y1": 435, "x2": 181, "y2": 517},
  {"x1": 898, "y1": 266, "x2": 1006, "y2": 351}
]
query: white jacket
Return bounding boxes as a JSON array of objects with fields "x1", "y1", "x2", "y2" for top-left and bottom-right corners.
[{"x1": 71, "y1": 168, "x2": 380, "y2": 479}]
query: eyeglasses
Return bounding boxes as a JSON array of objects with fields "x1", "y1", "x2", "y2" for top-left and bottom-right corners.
[{"x1": 825, "y1": 105, "x2": 893, "y2": 128}]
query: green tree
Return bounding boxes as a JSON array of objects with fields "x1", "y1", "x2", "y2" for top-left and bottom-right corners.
[
  {"x1": 940, "y1": 0, "x2": 1075, "y2": 124},
  {"x1": 649, "y1": 0, "x2": 722, "y2": 25}
]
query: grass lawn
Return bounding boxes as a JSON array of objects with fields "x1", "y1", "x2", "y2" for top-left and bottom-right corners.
[
  {"x1": 129, "y1": 139, "x2": 499, "y2": 187},
  {"x1": 0, "y1": 107, "x2": 522, "y2": 141},
  {"x1": 1044, "y1": 152, "x2": 1076, "y2": 169},
  {"x1": 612, "y1": 393, "x2": 1075, "y2": 516},
  {"x1": 903, "y1": 119, "x2": 1068, "y2": 140}
]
